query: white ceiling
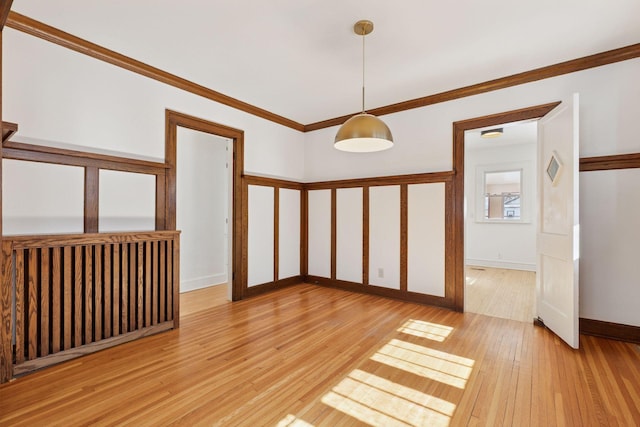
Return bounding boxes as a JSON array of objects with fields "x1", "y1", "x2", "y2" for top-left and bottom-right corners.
[
  {"x1": 466, "y1": 121, "x2": 538, "y2": 150},
  {"x1": 11, "y1": 0, "x2": 640, "y2": 125}
]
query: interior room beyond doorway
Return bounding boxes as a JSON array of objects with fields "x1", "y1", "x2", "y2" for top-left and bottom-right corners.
[{"x1": 464, "y1": 121, "x2": 537, "y2": 322}]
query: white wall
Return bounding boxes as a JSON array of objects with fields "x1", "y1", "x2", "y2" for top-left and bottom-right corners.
[
  {"x1": 278, "y1": 188, "x2": 301, "y2": 279},
  {"x1": 3, "y1": 160, "x2": 84, "y2": 235},
  {"x1": 5, "y1": 25, "x2": 640, "y2": 327},
  {"x1": 580, "y1": 169, "x2": 640, "y2": 327},
  {"x1": 465, "y1": 140, "x2": 537, "y2": 271},
  {"x1": 247, "y1": 185, "x2": 274, "y2": 287},
  {"x1": 307, "y1": 190, "x2": 331, "y2": 278},
  {"x1": 369, "y1": 186, "x2": 400, "y2": 289},
  {"x1": 3, "y1": 28, "x2": 305, "y2": 296},
  {"x1": 305, "y1": 58, "x2": 640, "y2": 327},
  {"x1": 176, "y1": 128, "x2": 229, "y2": 292},
  {"x1": 408, "y1": 183, "x2": 445, "y2": 297},
  {"x1": 336, "y1": 188, "x2": 362, "y2": 283},
  {"x1": 99, "y1": 170, "x2": 156, "y2": 232},
  {"x1": 304, "y1": 58, "x2": 640, "y2": 181},
  {"x1": 4, "y1": 30, "x2": 305, "y2": 180}
]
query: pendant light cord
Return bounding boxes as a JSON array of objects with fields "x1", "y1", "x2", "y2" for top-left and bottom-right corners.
[{"x1": 361, "y1": 28, "x2": 366, "y2": 113}]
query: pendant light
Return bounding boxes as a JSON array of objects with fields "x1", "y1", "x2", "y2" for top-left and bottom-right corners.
[{"x1": 334, "y1": 20, "x2": 393, "y2": 152}]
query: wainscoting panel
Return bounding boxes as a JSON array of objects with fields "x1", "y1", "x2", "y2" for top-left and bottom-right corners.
[
  {"x1": 247, "y1": 185, "x2": 274, "y2": 287},
  {"x1": 336, "y1": 187, "x2": 363, "y2": 284},
  {"x1": 369, "y1": 185, "x2": 400, "y2": 289},
  {"x1": 408, "y1": 183, "x2": 446, "y2": 296},
  {"x1": 307, "y1": 190, "x2": 331, "y2": 278},
  {"x1": 278, "y1": 188, "x2": 301, "y2": 280}
]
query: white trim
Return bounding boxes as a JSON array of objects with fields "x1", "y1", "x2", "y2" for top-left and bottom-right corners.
[
  {"x1": 466, "y1": 259, "x2": 536, "y2": 272},
  {"x1": 180, "y1": 274, "x2": 228, "y2": 292}
]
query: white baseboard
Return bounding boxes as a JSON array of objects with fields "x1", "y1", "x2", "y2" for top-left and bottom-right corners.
[
  {"x1": 180, "y1": 273, "x2": 227, "y2": 293},
  {"x1": 466, "y1": 258, "x2": 536, "y2": 272}
]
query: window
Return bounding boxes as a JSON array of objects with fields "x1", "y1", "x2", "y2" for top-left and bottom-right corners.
[{"x1": 483, "y1": 170, "x2": 521, "y2": 220}]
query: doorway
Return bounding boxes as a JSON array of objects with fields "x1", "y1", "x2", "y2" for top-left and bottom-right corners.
[
  {"x1": 463, "y1": 121, "x2": 537, "y2": 322},
  {"x1": 451, "y1": 102, "x2": 560, "y2": 312},
  {"x1": 176, "y1": 127, "x2": 231, "y2": 305},
  {"x1": 162, "y1": 110, "x2": 245, "y2": 306}
]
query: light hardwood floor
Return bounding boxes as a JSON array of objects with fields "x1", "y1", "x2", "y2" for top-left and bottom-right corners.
[
  {"x1": 180, "y1": 284, "x2": 229, "y2": 316},
  {"x1": 1, "y1": 284, "x2": 639, "y2": 426},
  {"x1": 465, "y1": 266, "x2": 536, "y2": 323}
]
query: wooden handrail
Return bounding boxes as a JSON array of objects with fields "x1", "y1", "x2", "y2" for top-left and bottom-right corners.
[{"x1": 5, "y1": 230, "x2": 180, "y2": 249}]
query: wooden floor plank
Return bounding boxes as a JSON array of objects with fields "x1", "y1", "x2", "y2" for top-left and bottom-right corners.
[
  {"x1": 0, "y1": 284, "x2": 638, "y2": 426},
  {"x1": 465, "y1": 265, "x2": 535, "y2": 323}
]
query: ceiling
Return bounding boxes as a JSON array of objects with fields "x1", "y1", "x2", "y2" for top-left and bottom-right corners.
[
  {"x1": 11, "y1": 1, "x2": 640, "y2": 125},
  {"x1": 466, "y1": 121, "x2": 537, "y2": 150}
]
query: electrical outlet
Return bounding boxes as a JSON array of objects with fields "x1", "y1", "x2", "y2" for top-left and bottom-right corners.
[{"x1": 378, "y1": 268, "x2": 384, "y2": 278}]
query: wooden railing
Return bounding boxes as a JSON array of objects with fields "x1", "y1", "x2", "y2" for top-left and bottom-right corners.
[{"x1": 0, "y1": 230, "x2": 180, "y2": 381}]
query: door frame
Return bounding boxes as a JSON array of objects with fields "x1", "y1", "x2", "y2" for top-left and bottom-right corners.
[
  {"x1": 160, "y1": 109, "x2": 245, "y2": 301},
  {"x1": 451, "y1": 102, "x2": 560, "y2": 311}
]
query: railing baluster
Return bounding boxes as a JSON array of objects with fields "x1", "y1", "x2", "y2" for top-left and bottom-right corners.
[
  {"x1": 160, "y1": 241, "x2": 166, "y2": 323},
  {"x1": 137, "y1": 243, "x2": 143, "y2": 329},
  {"x1": 52, "y1": 247, "x2": 61, "y2": 354},
  {"x1": 145, "y1": 241, "x2": 151, "y2": 327},
  {"x1": 15, "y1": 249, "x2": 25, "y2": 364},
  {"x1": 28, "y1": 249, "x2": 38, "y2": 360},
  {"x1": 167, "y1": 239, "x2": 173, "y2": 321},
  {"x1": 95, "y1": 245, "x2": 103, "y2": 341},
  {"x1": 63, "y1": 246, "x2": 72, "y2": 350},
  {"x1": 74, "y1": 246, "x2": 83, "y2": 348},
  {"x1": 121, "y1": 244, "x2": 128, "y2": 334},
  {"x1": 84, "y1": 245, "x2": 93, "y2": 345},
  {"x1": 104, "y1": 244, "x2": 112, "y2": 338},
  {"x1": 129, "y1": 243, "x2": 136, "y2": 332},
  {"x1": 40, "y1": 248, "x2": 50, "y2": 357},
  {"x1": 112, "y1": 244, "x2": 120, "y2": 336}
]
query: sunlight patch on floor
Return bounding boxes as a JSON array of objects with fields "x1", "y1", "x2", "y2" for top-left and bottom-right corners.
[
  {"x1": 397, "y1": 319, "x2": 453, "y2": 342},
  {"x1": 371, "y1": 339, "x2": 474, "y2": 389},
  {"x1": 320, "y1": 368, "x2": 455, "y2": 426},
  {"x1": 277, "y1": 414, "x2": 315, "y2": 427}
]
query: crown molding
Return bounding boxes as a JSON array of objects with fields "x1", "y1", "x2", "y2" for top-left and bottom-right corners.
[
  {"x1": 5, "y1": 11, "x2": 640, "y2": 135},
  {"x1": 305, "y1": 43, "x2": 640, "y2": 132},
  {"x1": 5, "y1": 11, "x2": 305, "y2": 132}
]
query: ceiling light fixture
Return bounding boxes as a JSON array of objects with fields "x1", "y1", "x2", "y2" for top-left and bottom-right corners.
[
  {"x1": 481, "y1": 128, "x2": 503, "y2": 138},
  {"x1": 334, "y1": 20, "x2": 393, "y2": 152}
]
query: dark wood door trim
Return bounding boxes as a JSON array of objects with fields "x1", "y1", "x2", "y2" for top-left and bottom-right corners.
[
  {"x1": 451, "y1": 102, "x2": 561, "y2": 311},
  {"x1": 163, "y1": 110, "x2": 245, "y2": 301}
]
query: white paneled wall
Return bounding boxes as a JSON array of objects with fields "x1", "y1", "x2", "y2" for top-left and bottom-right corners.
[
  {"x1": 308, "y1": 190, "x2": 331, "y2": 277},
  {"x1": 580, "y1": 169, "x2": 640, "y2": 327},
  {"x1": 408, "y1": 183, "x2": 446, "y2": 297},
  {"x1": 369, "y1": 186, "x2": 401, "y2": 289},
  {"x1": 99, "y1": 170, "x2": 156, "y2": 232},
  {"x1": 278, "y1": 188, "x2": 301, "y2": 279},
  {"x1": 336, "y1": 188, "x2": 363, "y2": 283},
  {"x1": 247, "y1": 185, "x2": 274, "y2": 287},
  {"x1": 3, "y1": 159, "x2": 85, "y2": 235}
]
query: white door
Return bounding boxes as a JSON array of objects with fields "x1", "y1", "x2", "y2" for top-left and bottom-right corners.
[{"x1": 537, "y1": 94, "x2": 580, "y2": 348}]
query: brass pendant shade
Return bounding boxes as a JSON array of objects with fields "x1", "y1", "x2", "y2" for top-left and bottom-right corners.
[
  {"x1": 334, "y1": 20, "x2": 394, "y2": 153},
  {"x1": 334, "y1": 113, "x2": 393, "y2": 152}
]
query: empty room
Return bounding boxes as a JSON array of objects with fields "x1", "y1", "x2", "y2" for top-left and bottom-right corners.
[{"x1": 1, "y1": 1, "x2": 639, "y2": 426}]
